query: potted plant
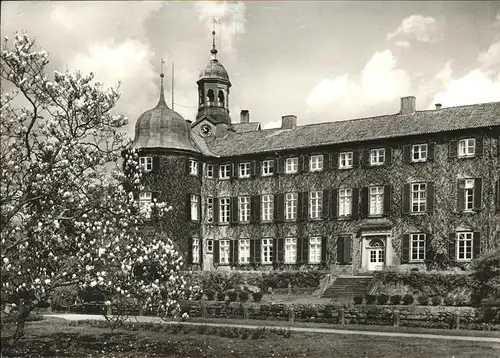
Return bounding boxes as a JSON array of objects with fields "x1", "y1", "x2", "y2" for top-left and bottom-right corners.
[
  {"x1": 239, "y1": 291, "x2": 249, "y2": 302},
  {"x1": 205, "y1": 290, "x2": 215, "y2": 301},
  {"x1": 353, "y1": 296, "x2": 363, "y2": 305},
  {"x1": 216, "y1": 292, "x2": 226, "y2": 301},
  {"x1": 402, "y1": 294, "x2": 414, "y2": 305},
  {"x1": 252, "y1": 292, "x2": 263, "y2": 302},
  {"x1": 390, "y1": 295, "x2": 402, "y2": 305},
  {"x1": 377, "y1": 294, "x2": 389, "y2": 305},
  {"x1": 228, "y1": 290, "x2": 238, "y2": 302}
]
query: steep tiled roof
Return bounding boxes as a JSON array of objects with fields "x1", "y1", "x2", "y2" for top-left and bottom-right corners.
[
  {"x1": 232, "y1": 122, "x2": 261, "y2": 133},
  {"x1": 206, "y1": 101, "x2": 500, "y2": 157}
]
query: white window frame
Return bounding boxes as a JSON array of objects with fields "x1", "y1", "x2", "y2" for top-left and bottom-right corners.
[
  {"x1": 219, "y1": 197, "x2": 230, "y2": 223},
  {"x1": 190, "y1": 194, "x2": 199, "y2": 221},
  {"x1": 369, "y1": 186, "x2": 384, "y2": 216},
  {"x1": 139, "y1": 157, "x2": 153, "y2": 172},
  {"x1": 410, "y1": 233, "x2": 425, "y2": 262},
  {"x1": 309, "y1": 237, "x2": 321, "y2": 264},
  {"x1": 284, "y1": 237, "x2": 297, "y2": 264},
  {"x1": 261, "y1": 238, "x2": 273, "y2": 264},
  {"x1": 339, "y1": 152, "x2": 353, "y2": 169},
  {"x1": 206, "y1": 197, "x2": 214, "y2": 223},
  {"x1": 239, "y1": 196, "x2": 250, "y2": 223},
  {"x1": 239, "y1": 162, "x2": 251, "y2": 178},
  {"x1": 262, "y1": 160, "x2": 274, "y2": 176},
  {"x1": 139, "y1": 191, "x2": 152, "y2": 219},
  {"x1": 189, "y1": 160, "x2": 198, "y2": 176},
  {"x1": 458, "y1": 138, "x2": 476, "y2": 158},
  {"x1": 219, "y1": 164, "x2": 231, "y2": 180},
  {"x1": 456, "y1": 232, "x2": 473, "y2": 261},
  {"x1": 219, "y1": 239, "x2": 230, "y2": 265},
  {"x1": 239, "y1": 239, "x2": 250, "y2": 264},
  {"x1": 464, "y1": 179, "x2": 474, "y2": 211},
  {"x1": 206, "y1": 164, "x2": 214, "y2": 178},
  {"x1": 261, "y1": 194, "x2": 274, "y2": 221},
  {"x1": 411, "y1": 183, "x2": 427, "y2": 213},
  {"x1": 411, "y1": 144, "x2": 428, "y2": 162},
  {"x1": 338, "y1": 188, "x2": 352, "y2": 217},
  {"x1": 285, "y1": 157, "x2": 298, "y2": 174},
  {"x1": 309, "y1": 191, "x2": 323, "y2": 219},
  {"x1": 370, "y1": 148, "x2": 386, "y2": 166},
  {"x1": 192, "y1": 238, "x2": 200, "y2": 264},
  {"x1": 285, "y1": 192, "x2": 297, "y2": 220},
  {"x1": 310, "y1": 155, "x2": 324, "y2": 172},
  {"x1": 206, "y1": 239, "x2": 213, "y2": 253}
]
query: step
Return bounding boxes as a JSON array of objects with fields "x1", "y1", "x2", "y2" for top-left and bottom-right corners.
[{"x1": 321, "y1": 275, "x2": 374, "y2": 299}]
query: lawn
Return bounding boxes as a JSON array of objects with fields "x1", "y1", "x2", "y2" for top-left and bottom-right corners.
[{"x1": 1, "y1": 317, "x2": 499, "y2": 358}]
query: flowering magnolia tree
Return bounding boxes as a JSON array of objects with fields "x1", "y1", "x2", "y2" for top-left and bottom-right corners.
[{"x1": 0, "y1": 33, "x2": 195, "y2": 339}]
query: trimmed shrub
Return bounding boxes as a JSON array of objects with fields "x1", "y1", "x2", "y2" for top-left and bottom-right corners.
[
  {"x1": 365, "y1": 295, "x2": 377, "y2": 304},
  {"x1": 402, "y1": 294, "x2": 414, "y2": 305},
  {"x1": 443, "y1": 295, "x2": 454, "y2": 306},
  {"x1": 227, "y1": 291, "x2": 238, "y2": 302},
  {"x1": 455, "y1": 294, "x2": 469, "y2": 307},
  {"x1": 431, "y1": 296, "x2": 442, "y2": 306},
  {"x1": 353, "y1": 296, "x2": 363, "y2": 305},
  {"x1": 239, "y1": 291, "x2": 249, "y2": 302},
  {"x1": 417, "y1": 295, "x2": 429, "y2": 306},
  {"x1": 205, "y1": 291, "x2": 215, "y2": 301},
  {"x1": 390, "y1": 295, "x2": 402, "y2": 305},
  {"x1": 377, "y1": 294, "x2": 389, "y2": 305},
  {"x1": 253, "y1": 292, "x2": 263, "y2": 302},
  {"x1": 216, "y1": 292, "x2": 226, "y2": 301}
]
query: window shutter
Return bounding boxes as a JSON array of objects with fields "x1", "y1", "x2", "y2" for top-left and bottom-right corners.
[
  {"x1": 323, "y1": 154, "x2": 330, "y2": 170},
  {"x1": 475, "y1": 137, "x2": 483, "y2": 157},
  {"x1": 186, "y1": 194, "x2": 191, "y2": 221},
  {"x1": 449, "y1": 140, "x2": 458, "y2": 159},
  {"x1": 214, "y1": 240, "x2": 220, "y2": 264},
  {"x1": 457, "y1": 179, "x2": 465, "y2": 212},
  {"x1": 297, "y1": 192, "x2": 303, "y2": 221},
  {"x1": 254, "y1": 161, "x2": 261, "y2": 178},
  {"x1": 331, "y1": 152, "x2": 339, "y2": 169},
  {"x1": 197, "y1": 194, "x2": 202, "y2": 221},
  {"x1": 362, "y1": 150, "x2": 370, "y2": 168},
  {"x1": 403, "y1": 145, "x2": 411, "y2": 164},
  {"x1": 185, "y1": 159, "x2": 190, "y2": 175},
  {"x1": 213, "y1": 164, "x2": 219, "y2": 178},
  {"x1": 278, "y1": 158, "x2": 285, "y2": 174},
  {"x1": 254, "y1": 239, "x2": 261, "y2": 264},
  {"x1": 360, "y1": 187, "x2": 369, "y2": 218},
  {"x1": 425, "y1": 235, "x2": 433, "y2": 264},
  {"x1": 250, "y1": 239, "x2": 256, "y2": 264},
  {"x1": 386, "y1": 148, "x2": 393, "y2": 165},
  {"x1": 352, "y1": 151, "x2": 359, "y2": 168},
  {"x1": 496, "y1": 180, "x2": 500, "y2": 212},
  {"x1": 230, "y1": 197, "x2": 238, "y2": 224},
  {"x1": 331, "y1": 189, "x2": 338, "y2": 219},
  {"x1": 229, "y1": 163, "x2": 234, "y2": 181},
  {"x1": 427, "y1": 182, "x2": 434, "y2": 214},
  {"x1": 448, "y1": 233, "x2": 456, "y2": 262},
  {"x1": 402, "y1": 183, "x2": 410, "y2": 214},
  {"x1": 153, "y1": 156, "x2": 160, "y2": 173},
  {"x1": 229, "y1": 240, "x2": 236, "y2": 266},
  {"x1": 213, "y1": 198, "x2": 219, "y2": 224},
  {"x1": 276, "y1": 193, "x2": 284, "y2": 222},
  {"x1": 428, "y1": 142, "x2": 435, "y2": 161},
  {"x1": 233, "y1": 162, "x2": 239, "y2": 178},
  {"x1": 474, "y1": 178, "x2": 482, "y2": 211},
  {"x1": 302, "y1": 237, "x2": 309, "y2": 264},
  {"x1": 336, "y1": 237, "x2": 344, "y2": 264},
  {"x1": 278, "y1": 238, "x2": 285, "y2": 263},
  {"x1": 322, "y1": 190, "x2": 330, "y2": 219},
  {"x1": 351, "y1": 188, "x2": 359, "y2": 219},
  {"x1": 188, "y1": 237, "x2": 193, "y2": 264},
  {"x1": 273, "y1": 194, "x2": 279, "y2": 222},
  {"x1": 249, "y1": 161, "x2": 254, "y2": 177},
  {"x1": 383, "y1": 185, "x2": 392, "y2": 216},
  {"x1": 273, "y1": 238, "x2": 279, "y2": 264},
  {"x1": 297, "y1": 156, "x2": 303, "y2": 173},
  {"x1": 321, "y1": 236, "x2": 327, "y2": 264},
  {"x1": 401, "y1": 234, "x2": 410, "y2": 263},
  {"x1": 272, "y1": 159, "x2": 277, "y2": 176},
  {"x1": 251, "y1": 195, "x2": 260, "y2": 223},
  {"x1": 302, "y1": 155, "x2": 309, "y2": 173},
  {"x1": 343, "y1": 236, "x2": 351, "y2": 263},
  {"x1": 473, "y1": 232, "x2": 481, "y2": 259},
  {"x1": 302, "y1": 191, "x2": 309, "y2": 220}
]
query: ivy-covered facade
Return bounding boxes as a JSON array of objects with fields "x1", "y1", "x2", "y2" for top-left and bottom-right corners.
[{"x1": 130, "y1": 32, "x2": 500, "y2": 274}]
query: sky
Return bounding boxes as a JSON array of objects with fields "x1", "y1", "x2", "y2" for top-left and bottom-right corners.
[{"x1": 2, "y1": 1, "x2": 499, "y2": 137}]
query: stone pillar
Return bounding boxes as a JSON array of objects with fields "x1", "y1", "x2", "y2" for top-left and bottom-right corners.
[
  {"x1": 289, "y1": 307, "x2": 295, "y2": 323},
  {"x1": 393, "y1": 309, "x2": 400, "y2": 327},
  {"x1": 339, "y1": 308, "x2": 345, "y2": 325},
  {"x1": 201, "y1": 300, "x2": 207, "y2": 318},
  {"x1": 243, "y1": 305, "x2": 249, "y2": 319},
  {"x1": 453, "y1": 313, "x2": 460, "y2": 330}
]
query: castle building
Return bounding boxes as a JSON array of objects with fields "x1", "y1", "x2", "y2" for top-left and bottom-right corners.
[{"x1": 131, "y1": 32, "x2": 500, "y2": 274}]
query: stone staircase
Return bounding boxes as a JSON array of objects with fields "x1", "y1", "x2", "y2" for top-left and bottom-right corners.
[{"x1": 320, "y1": 275, "x2": 374, "y2": 299}]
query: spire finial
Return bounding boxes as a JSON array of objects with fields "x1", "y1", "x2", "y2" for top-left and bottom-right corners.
[
  {"x1": 157, "y1": 58, "x2": 168, "y2": 107},
  {"x1": 211, "y1": 18, "x2": 218, "y2": 60}
]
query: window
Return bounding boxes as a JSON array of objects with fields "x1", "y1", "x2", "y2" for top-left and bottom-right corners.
[
  {"x1": 139, "y1": 192, "x2": 152, "y2": 219},
  {"x1": 139, "y1": 157, "x2": 153, "y2": 172},
  {"x1": 339, "y1": 152, "x2": 353, "y2": 169},
  {"x1": 285, "y1": 157, "x2": 298, "y2": 174},
  {"x1": 239, "y1": 196, "x2": 250, "y2": 222},
  {"x1": 192, "y1": 238, "x2": 200, "y2": 264},
  {"x1": 206, "y1": 164, "x2": 214, "y2": 178},
  {"x1": 219, "y1": 197, "x2": 230, "y2": 223},
  {"x1": 207, "y1": 239, "x2": 213, "y2": 253},
  {"x1": 239, "y1": 162, "x2": 251, "y2": 178},
  {"x1": 285, "y1": 192, "x2": 297, "y2": 220},
  {"x1": 262, "y1": 160, "x2": 274, "y2": 176},
  {"x1": 284, "y1": 238, "x2": 297, "y2": 264},
  {"x1": 190, "y1": 194, "x2": 199, "y2": 221},
  {"x1": 262, "y1": 238, "x2": 273, "y2": 264},
  {"x1": 206, "y1": 197, "x2": 213, "y2": 223},
  {"x1": 369, "y1": 186, "x2": 384, "y2": 216},
  {"x1": 411, "y1": 144, "x2": 428, "y2": 162},
  {"x1": 239, "y1": 239, "x2": 250, "y2": 264},
  {"x1": 261, "y1": 194, "x2": 274, "y2": 221},
  {"x1": 410, "y1": 233, "x2": 425, "y2": 261},
  {"x1": 456, "y1": 232, "x2": 473, "y2": 261},
  {"x1": 219, "y1": 164, "x2": 231, "y2": 180},
  {"x1": 411, "y1": 183, "x2": 427, "y2": 213},
  {"x1": 370, "y1": 148, "x2": 385, "y2": 166},
  {"x1": 338, "y1": 189, "x2": 352, "y2": 216},
  {"x1": 309, "y1": 191, "x2": 323, "y2": 219},
  {"x1": 464, "y1": 179, "x2": 475, "y2": 211},
  {"x1": 189, "y1": 160, "x2": 198, "y2": 176},
  {"x1": 309, "y1": 237, "x2": 321, "y2": 264},
  {"x1": 310, "y1": 155, "x2": 324, "y2": 172},
  {"x1": 219, "y1": 240, "x2": 230, "y2": 264},
  {"x1": 458, "y1": 138, "x2": 476, "y2": 157}
]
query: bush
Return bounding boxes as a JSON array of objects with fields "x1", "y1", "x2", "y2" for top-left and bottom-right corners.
[
  {"x1": 431, "y1": 296, "x2": 442, "y2": 306},
  {"x1": 455, "y1": 294, "x2": 469, "y2": 307},
  {"x1": 216, "y1": 292, "x2": 226, "y2": 301},
  {"x1": 205, "y1": 291, "x2": 214, "y2": 301},
  {"x1": 253, "y1": 292, "x2": 263, "y2": 302},
  {"x1": 377, "y1": 294, "x2": 389, "y2": 305},
  {"x1": 353, "y1": 296, "x2": 363, "y2": 305},
  {"x1": 402, "y1": 294, "x2": 414, "y2": 305},
  {"x1": 227, "y1": 291, "x2": 238, "y2": 302},
  {"x1": 471, "y1": 248, "x2": 500, "y2": 305},
  {"x1": 417, "y1": 295, "x2": 429, "y2": 305},
  {"x1": 390, "y1": 295, "x2": 402, "y2": 305},
  {"x1": 239, "y1": 291, "x2": 249, "y2": 302},
  {"x1": 443, "y1": 295, "x2": 454, "y2": 306},
  {"x1": 365, "y1": 295, "x2": 376, "y2": 304}
]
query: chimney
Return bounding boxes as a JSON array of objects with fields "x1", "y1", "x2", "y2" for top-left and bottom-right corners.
[
  {"x1": 435, "y1": 103, "x2": 442, "y2": 110},
  {"x1": 281, "y1": 115, "x2": 297, "y2": 130},
  {"x1": 240, "y1": 110, "x2": 250, "y2": 124},
  {"x1": 400, "y1": 96, "x2": 416, "y2": 115}
]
